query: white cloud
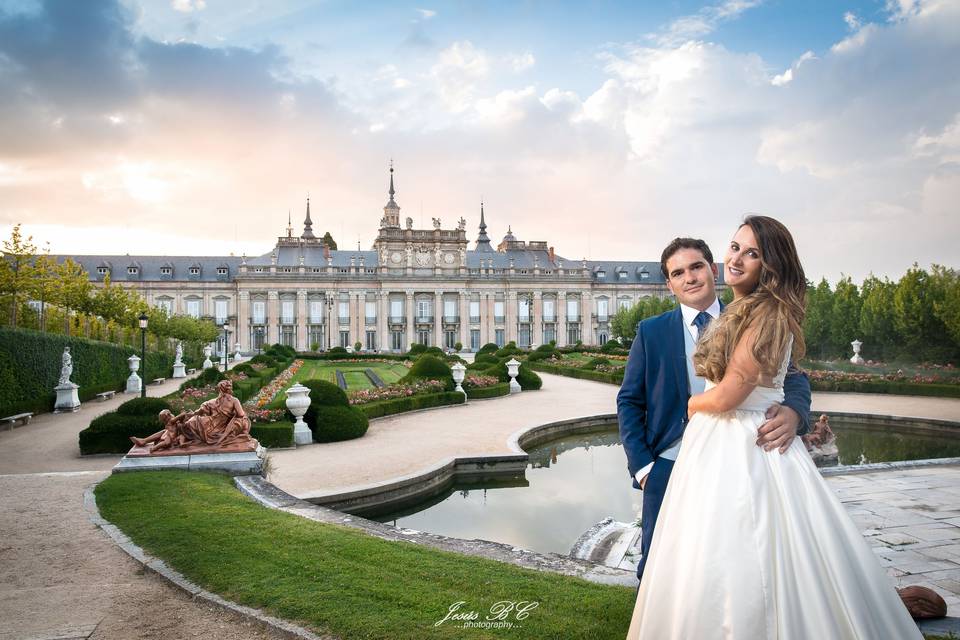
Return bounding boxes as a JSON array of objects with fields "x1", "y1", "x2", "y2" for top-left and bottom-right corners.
[
  {"x1": 506, "y1": 52, "x2": 536, "y2": 72},
  {"x1": 649, "y1": 0, "x2": 764, "y2": 46},
  {"x1": 844, "y1": 11, "x2": 861, "y2": 31},
  {"x1": 171, "y1": 0, "x2": 206, "y2": 13},
  {"x1": 430, "y1": 41, "x2": 490, "y2": 112},
  {"x1": 771, "y1": 50, "x2": 815, "y2": 86},
  {"x1": 416, "y1": 8, "x2": 437, "y2": 20},
  {"x1": 474, "y1": 86, "x2": 537, "y2": 124}
]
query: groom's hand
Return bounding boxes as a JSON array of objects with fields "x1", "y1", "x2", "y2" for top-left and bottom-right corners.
[{"x1": 757, "y1": 404, "x2": 800, "y2": 454}]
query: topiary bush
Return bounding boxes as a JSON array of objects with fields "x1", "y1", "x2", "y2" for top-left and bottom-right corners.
[
  {"x1": 232, "y1": 363, "x2": 257, "y2": 376},
  {"x1": 581, "y1": 356, "x2": 611, "y2": 370},
  {"x1": 248, "y1": 354, "x2": 277, "y2": 367},
  {"x1": 516, "y1": 365, "x2": 543, "y2": 390},
  {"x1": 526, "y1": 350, "x2": 552, "y2": 362},
  {"x1": 423, "y1": 346, "x2": 445, "y2": 357},
  {"x1": 79, "y1": 412, "x2": 162, "y2": 455},
  {"x1": 535, "y1": 343, "x2": 556, "y2": 353},
  {"x1": 473, "y1": 353, "x2": 500, "y2": 367},
  {"x1": 496, "y1": 342, "x2": 522, "y2": 358},
  {"x1": 301, "y1": 379, "x2": 349, "y2": 432},
  {"x1": 310, "y1": 405, "x2": 369, "y2": 443},
  {"x1": 116, "y1": 397, "x2": 171, "y2": 416},
  {"x1": 328, "y1": 346, "x2": 348, "y2": 355},
  {"x1": 408, "y1": 343, "x2": 427, "y2": 356},
  {"x1": 179, "y1": 366, "x2": 225, "y2": 391},
  {"x1": 401, "y1": 354, "x2": 454, "y2": 390},
  {"x1": 477, "y1": 343, "x2": 499, "y2": 356}
]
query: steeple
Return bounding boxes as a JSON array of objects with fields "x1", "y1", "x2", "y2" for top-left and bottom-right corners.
[
  {"x1": 475, "y1": 200, "x2": 492, "y2": 251},
  {"x1": 381, "y1": 160, "x2": 401, "y2": 228},
  {"x1": 302, "y1": 196, "x2": 316, "y2": 240},
  {"x1": 286, "y1": 210, "x2": 293, "y2": 238}
]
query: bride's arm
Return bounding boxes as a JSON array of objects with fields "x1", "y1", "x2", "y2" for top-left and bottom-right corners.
[{"x1": 688, "y1": 327, "x2": 762, "y2": 417}]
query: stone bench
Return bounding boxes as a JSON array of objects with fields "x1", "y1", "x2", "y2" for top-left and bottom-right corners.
[
  {"x1": 186, "y1": 368, "x2": 197, "y2": 375},
  {"x1": 95, "y1": 390, "x2": 117, "y2": 401},
  {"x1": 1, "y1": 412, "x2": 33, "y2": 430},
  {"x1": 151, "y1": 377, "x2": 166, "y2": 385}
]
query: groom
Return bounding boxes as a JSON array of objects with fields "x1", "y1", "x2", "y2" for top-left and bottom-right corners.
[{"x1": 618, "y1": 237, "x2": 812, "y2": 582}]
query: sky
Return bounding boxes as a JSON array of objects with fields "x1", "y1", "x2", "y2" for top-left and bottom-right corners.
[{"x1": 0, "y1": 0, "x2": 958, "y2": 282}]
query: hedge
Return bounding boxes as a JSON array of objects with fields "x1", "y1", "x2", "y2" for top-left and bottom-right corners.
[
  {"x1": 358, "y1": 391, "x2": 466, "y2": 419},
  {"x1": 116, "y1": 397, "x2": 171, "y2": 416},
  {"x1": 79, "y1": 412, "x2": 163, "y2": 455},
  {"x1": 526, "y1": 361, "x2": 624, "y2": 385},
  {"x1": 311, "y1": 405, "x2": 369, "y2": 442},
  {"x1": 298, "y1": 353, "x2": 410, "y2": 362},
  {"x1": 465, "y1": 383, "x2": 510, "y2": 399},
  {"x1": 251, "y1": 421, "x2": 294, "y2": 448},
  {"x1": 810, "y1": 379, "x2": 960, "y2": 398},
  {"x1": 0, "y1": 326, "x2": 173, "y2": 419}
]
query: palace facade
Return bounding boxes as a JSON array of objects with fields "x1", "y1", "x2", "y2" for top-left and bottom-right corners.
[{"x1": 67, "y1": 168, "x2": 675, "y2": 354}]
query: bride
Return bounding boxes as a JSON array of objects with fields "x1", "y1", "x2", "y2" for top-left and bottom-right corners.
[{"x1": 627, "y1": 216, "x2": 921, "y2": 639}]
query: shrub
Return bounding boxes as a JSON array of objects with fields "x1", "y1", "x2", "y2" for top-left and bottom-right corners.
[
  {"x1": 516, "y1": 365, "x2": 543, "y2": 391},
  {"x1": 473, "y1": 353, "x2": 500, "y2": 367},
  {"x1": 600, "y1": 340, "x2": 624, "y2": 354},
  {"x1": 454, "y1": 342, "x2": 463, "y2": 352},
  {"x1": 328, "y1": 346, "x2": 348, "y2": 355},
  {"x1": 535, "y1": 343, "x2": 556, "y2": 353},
  {"x1": 265, "y1": 343, "x2": 296, "y2": 359},
  {"x1": 116, "y1": 397, "x2": 171, "y2": 416},
  {"x1": 179, "y1": 366, "x2": 225, "y2": 391},
  {"x1": 358, "y1": 391, "x2": 465, "y2": 419},
  {"x1": 310, "y1": 342, "x2": 320, "y2": 352},
  {"x1": 232, "y1": 363, "x2": 257, "y2": 376},
  {"x1": 581, "y1": 356, "x2": 611, "y2": 370},
  {"x1": 251, "y1": 421, "x2": 294, "y2": 448},
  {"x1": 465, "y1": 383, "x2": 510, "y2": 399},
  {"x1": 249, "y1": 354, "x2": 277, "y2": 367},
  {"x1": 354, "y1": 341, "x2": 363, "y2": 352},
  {"x1": 408, "y1": 343, "x2": 427, "y2": 356},
  {"x1": 423, "y1": 346, "x2": 445, "y2": 357},
  {"x1": 79, "y1": 412, "x2": 162, "y2": 455},
  {"x1": 496, "y1": 341, "x2": 521, "y2": 358},
  {"x1": 477, "y1": 343, "x2": 499, "y2": 356},
  {"x1": 301, "y1": 379, "x2": 349, "y2": 431},
  {"x1": 527, "y1": 350, "x2": 551, "y2": 362},
  {"x1": 310, "y1": 405, "x2": 369, "y2": 442},
  {"x1": 526, "y1": 360, "x2": 624, "y2": 385},
  {"x1": 401, "y1": 355, "x2": 453, "y2": 390}
]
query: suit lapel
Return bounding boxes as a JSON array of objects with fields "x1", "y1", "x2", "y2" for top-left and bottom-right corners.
[{"x1": 668, "y1": 306, "x2": 689, "y2": 396}]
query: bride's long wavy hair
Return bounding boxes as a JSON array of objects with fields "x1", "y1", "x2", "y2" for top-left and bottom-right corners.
[{"x1": 694, "y1": 215, "x2": 806, "y2": 383}]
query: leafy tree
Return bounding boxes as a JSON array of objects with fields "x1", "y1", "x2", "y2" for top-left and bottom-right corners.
[
  {"x1": 931, "y1": 265, "x2": 960, "y2": 351},
  {"x1": 829, "y1": 276, "x2": 862, "y2": 357},
  {"x1": 859, "y1": 274, "x2": 897, "y2": 360},
  {"x1": 611, "y1": 296, "x2": 676, "y2": 340},
  {"x1": 803, "y1": 278, "x2": 833, "y2": 358},
  {"x1": 719, "y1": 287, "x2": 734, "y2": 305},
  {"x1": 0, "y1": 224, "x2": 38, "y2": 328},
  {"x1": 893, "y1": 264, "x2": 946, "y2": 357},
  {"x1": 322, "y1": 231, "x2": 337, "y2": 250},
  {"x1": 32, "y1": 248, "x2": 60, "y2": 332}
]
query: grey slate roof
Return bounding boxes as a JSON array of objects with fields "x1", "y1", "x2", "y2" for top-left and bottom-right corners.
[{"x1": 56, "y1": 255, "x2": 242, "y2": 283}]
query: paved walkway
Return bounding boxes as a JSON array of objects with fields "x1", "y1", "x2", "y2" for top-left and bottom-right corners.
[{"x1": 2, "y1": 373, "x2": 959, "y2": 637}]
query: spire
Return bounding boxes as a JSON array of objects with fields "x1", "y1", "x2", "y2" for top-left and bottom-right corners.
[
  {"x1": 302, "y1": 196, "x2": 316, "y2": 239},
  {"x1": 475, "y1": 199, "x2": 492, "y2": 251},
  {"x1": 381, "y1": 160, "x2": 401, "y2": 228},
  {"x1": 388, "y1": 160, "x2": 396, "y2": 203},
  {"x1": 286, "y1": 209, "x2": 293, "y2": 238}
]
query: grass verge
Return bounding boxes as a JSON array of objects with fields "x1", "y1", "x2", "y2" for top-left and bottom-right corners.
[{"x1": 95, "y1": 471, "x2": 635, "y2": 640}]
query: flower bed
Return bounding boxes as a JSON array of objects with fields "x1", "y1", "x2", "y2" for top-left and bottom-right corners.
[
  {"x1": 347, "y1": 379, "x2": 446, "y2": 405},
  {"x1": 462, "y1": 374, "x2": 500, "y2": 389},
  {"x1": 806, "y1": 368, "x2": 960, "y2": 398},
  {"x1": 246, "y1": 359, "x2": 305, "y2": 409}
]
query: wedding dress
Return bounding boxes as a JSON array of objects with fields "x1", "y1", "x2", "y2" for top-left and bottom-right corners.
[{"x1": 627, "y1": 339, "x2": 921, "y2": 639}]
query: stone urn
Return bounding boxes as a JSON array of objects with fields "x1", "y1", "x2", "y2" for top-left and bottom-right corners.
[
  {"x1": 506, "y1": 358, "x2": 521, "y2": 394},
  {"x1": 451, "y1": 362, "x2": 467, "y2": 396},
  {"x1": 202, "y1": 345, "x2": 213, "y2": 369},
  {"x1": 234, "y1": 341, "x2": 242, "y2": 362},
  {"x1": 285, "y1": 383, "x2": 313, "y2": 446},
  {"x1": 850, "y1": 339, "x2": 864, "y2": 365},
  {"x1": 126, "y1": 354, "x2": 142, "y2": 394}
]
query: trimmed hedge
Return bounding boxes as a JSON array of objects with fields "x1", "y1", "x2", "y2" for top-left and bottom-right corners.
[
  {"x1": 0, "y1": 326, "x2": 173, "y2": 418},
  {"x1": 298, "y1": 352, "x2": 410, "y2": 362},
  {"x1": 465, "y1": 383, "x2": 510, "y2": 399},
  {"x1": 302, "y1": 379, "x2": 349, "y2": 408},
  {"x1": 810, "y1": 379, "x2": 960, "y2": 398},
  {"x1": 116, "y1": 397, "x2": 171, "y2": 416},
  {"x1": 401, "y1": 355, "x2": 454, "y2": 390},
  {"x1": 311, "y1": 405, "x2": 369, "y2": 442},
  {"x1": 179, "y1": 366, "x2": 225, "y2": 391},
  {"x1": 358, "y1": 391, "x2": 466, "y2": 419},
  {"x1": 251, "y1": 421, "x2": 294, "y2": 448},
  {"x1": 477, "y1": 343, "x2": 499, "y2": 356},
  {"x1": 526, "y1": 360, "x2": 624, "y2": 385},
  {"x1": 516, "y1": 366, "x2": 543, "y2": 391},
  {"x1": 79, "y1": 412, "x2": 162, "y2": 455},
  {"x1": 407, "y1": 343, "x2": 427, "y2": 356}
]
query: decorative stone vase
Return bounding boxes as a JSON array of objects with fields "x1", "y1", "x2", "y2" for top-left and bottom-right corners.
[
  {"x1": 126, "y1": 354, "x2": 142, "y2": 394},
  {"x1": 285, "y1": 383, "x2": 312, "y2": 446},
  {"x1": 850, "y1": 339, "x2": 864, "y2": 365},
  {"x1": 506, "y1": 358, "x2": 521, "y2": 394},
  {"x1": 451, "y1": 362, "x2": 466, "y2": 396},
  {"x1": 202, "y1": 345, "x2": 213, "y2": 369},
  {"x1": 234, "y1": 342, "x2": 242, "y2": 362}
]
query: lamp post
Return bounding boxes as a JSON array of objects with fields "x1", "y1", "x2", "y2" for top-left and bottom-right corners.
[
  {"x1": 222, "y1": 322, "x2": 230, "y2": 370},
  {"x1": 325, "y1": 297, "x2": 335, "y2": 351},
  {"x1": 256, "y1": 326, "x2": 264, "y2": 354},
  {"x1": 138, "y1": 311, "x2": 148, "y2": 398}
]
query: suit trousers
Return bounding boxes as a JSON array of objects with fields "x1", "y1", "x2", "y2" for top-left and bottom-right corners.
[{"x1": 636, "y1": 456, "x2": 675, "y2": 582}]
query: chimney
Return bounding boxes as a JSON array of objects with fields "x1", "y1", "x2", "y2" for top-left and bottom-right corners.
[{"x1": 548, "y1": 246, "x2": 555, "y2": 263}]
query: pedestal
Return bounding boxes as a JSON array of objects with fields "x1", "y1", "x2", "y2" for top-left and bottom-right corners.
[
  {"x1": 113, "y1": 444, "x2": 266, "y2": 475},
  {"x1": 202, "y1": 356, "x2": 213, "y2": 369},
  {"x1": 509, "y1": 379, "x2": 521, "y2": 394},
  {"x1": 293, "y1": 419, "x2": 312, "y2": 446},
  {"x1": 126, "y1": 373, "x2": 142, "y2": 394},
  {"x1": 53, "y1": 382, "x2": 81, "y2": 413},
  {"x1": 172, "y1": 363, "x2": 186, "y2": 378}
]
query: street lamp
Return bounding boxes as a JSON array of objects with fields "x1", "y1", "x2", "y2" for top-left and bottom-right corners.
[
  {"x1": 222, "y1": 322, "x2": 230, "y2": 370},
  {"x1": 138, "y1": 311, "x2": 148, "y2": 398},
  {"x1": 325, "y1": 297, "x2": 335, "y2": 351},
  {"x1": 255, "y1": 326, "x2": 264, "y2": 354}
]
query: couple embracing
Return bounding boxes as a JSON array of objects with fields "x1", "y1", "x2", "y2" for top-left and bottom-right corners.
[{"x1": 617, "y1": 216, "x2": 920, "y2": 639}]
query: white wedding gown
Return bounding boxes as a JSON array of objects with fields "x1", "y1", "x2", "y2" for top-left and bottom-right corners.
[{"x1": 627, "y1": 343, "x2": 922, "y2": 639}]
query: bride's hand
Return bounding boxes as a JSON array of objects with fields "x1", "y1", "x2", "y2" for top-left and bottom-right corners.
[{"x1": 687, "y1": 396, "x2": 698, "y2": 419}]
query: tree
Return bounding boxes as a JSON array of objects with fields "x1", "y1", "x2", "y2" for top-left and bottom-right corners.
[
  {"x1": 859, "y1": 274, "x2": 897, "y2": 360},
  {"x1": 57, "y1": 258, "x2": 93, "y2": 335},
  {"x1": 829, "y1": 276, "x2": 862, "y2": 357},
  {"x1": 31, "y1": 247, "x2": 60, "y2": 332},
  {"x1": 611, "y1": 296, "x2": 677, "y2": 340},
  {"x1": 893, "y1": 264, "x2": 946, "y2": 357},
  {"x1": 803, "y1": 278, "x2": 833, "y2": 359},
  {"x1": 931, "y1": 265, "x2": 960, "y2": 352},
  {"x1": 0, "y1": 224, "x2": 38, "y2": 328},
  {"x1": 322, "y1": 231, "x2": 337, "y2": 250}
]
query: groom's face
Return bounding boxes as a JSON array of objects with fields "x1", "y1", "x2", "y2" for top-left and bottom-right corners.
[{"x1": 665, "y1": 248, "x2": 719, "y2": 311}]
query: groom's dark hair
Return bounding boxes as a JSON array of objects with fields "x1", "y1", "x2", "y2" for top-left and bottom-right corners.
[{"x1": 660, "y1": 238, "x2": 714, "y2": 278}]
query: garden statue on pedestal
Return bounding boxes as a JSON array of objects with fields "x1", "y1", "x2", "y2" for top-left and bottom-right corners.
[
  {"x1": 202, "y1": 345, "x2": 213, "y2": 369},
  {"x1": 116, "y1": 380, "x2": 263, "y2": 474},
  {"x1": 234, "y1": 341, "x2": 242, "y2": 362},
  {"x1": 172, "y1": 342, "x2": 186, "y2": 378},
  {"x1": 801, "y1": 414, "x2": 839, "y2": 466},
  {"x1": 125, "y1": 354, "x2": 142, "y2": 394},
  {"x1": 53, "y1": 346, "x2": 81, "y2": 413}
]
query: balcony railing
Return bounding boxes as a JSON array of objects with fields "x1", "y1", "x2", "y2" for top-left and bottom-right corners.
[
  {"x1": 250, "y1": 317, "x2": 266, "y2": 325},
  {"x1": 442, "y1": 315, "x2": 459, "y2": 323},
  {"x1": 309, "y1": 318, "x2": 324, "y2": 324},
  {"x1": 567, "y1": 315, "x2": 580, "y2": 323},
  {"x1": 518, "y1": 315, "x2": 531, "y2": 323},
  {"x1": 281, "y1": 316, "x2": 295, "y2": 325},
  {"x1": 389, "y1": 316, "x2": 405, "y2": 324},
  {"x1": 494, "y1": 316, "x2": 505, "y2": 324},
  {"x1": 415, "y1": 315, "x2": 434, "y2": 324},
  {"x1": 338, "y1": 316, "x2": 350, "y2": 324},
  {"x1": 596, "y1": 314, "x2": 609, "y2": 323},
  {"x1": 543, "y1": 316, "x2": 556, "y2": 323},
  {"x1": 469, "y1": 316, "x2": 480, "y2": 323},
  {"x1": 365, "y1": 316, "x2": 377, "y2": 324}
]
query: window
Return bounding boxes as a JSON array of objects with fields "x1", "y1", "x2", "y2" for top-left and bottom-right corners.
[
  {"x1": 189, "y1": 267, "x2": 200, "y2": 275},
  {"x1": 310, "y1": 301, "x2": 324, "y2": 323},
  {"x1": 469, "y1": 300, "x2": 480, "y2": 323},
  {"x1": 597, "y1": 269, "x2": 606, "y2": 278},
  {"x1": 390, "y1": 299, "x2": 403, "y2": 322},
  {"x1": 443, "y1": 299, "x2": 457, "y2": 321},
  {"x1": 156, "y1": 299, "x2": 173, "y2": 315},
  {"x1": 217, "y1": 267, "x2": 228, "y2": 276},
  {"x1": 597, "y1": 298, "x2": 608, "y2": 322},
  {"x1": 417, "y1": 329, "x2": 431, "y2": 346},
  {"x1": 599, "y1": 332, "x2": 608, "y2": 344},
  {"x1": 495, "y1": 328, "x2": 505, "y2": 347},
  {"x1": 640, "y1": 270, "x2": 649, "y2": 279},
  {"x1": 566, "y1": 298, "x2": 579, "y2": 321},
  {"x1": 365, "y1": 301, "x2": 376, "y2": 323},
  {"x1": 282, "y1": 267, "x2": 292, "y2": 273},
  {"x1": 543, "y1": 325, "x2": 556, "y2": 345},
  {"x1": 281, "y1": 300, "x2": 294, "y2": 324},
  {"x1": 254, "y1": 267, "x2": 263, "y2": 273},
  {"x1": 127, "y1": 266, "x2": 138, "y2": 275},
  {"x1": 417, "y1": 300, "x2": 431, "y2": 321},
  {"x1": 251, "y1": 327, "x2": 266, "y2": 351},
  {"x1": 391, "y1": 330, "x2": 404, "y2": 351},
  {"x1": 567, "y1": 325, "x2": 581, "y2": 344},
  {"x1": 444, "y1": 329, "x2": 457, "y2": 350},
  {"x1": 308, "y1": 325, "x2": 323, "y2": 350},
  {"x1": 160, "y1": 266, "x2": 172, "y2": 276},
  {"x1": 518, "y1": 325, "x2": 530, "y2": 348},
  {"x1": 366, "y1": 330, "x2": 377, "y2": 351},
  {"x1": 281, "y1": 325, "x2": 295, "y2": 347},
  {"x1": 619, "y1": 298, "x2": 632, "y2": 312},
  {"x1": 339, "y1": 330, "x2": 350, "y2": 349},
  {"x1": 186, "y1": 299, "x2": 201, "y2": 318},
  {"x1": 252, "y1": 301, "x2": 265, "y2": 325},
  {"x1": 97, "y1": 267, "x2": 108, "y2": 275},
  {"x1": 470, "y1": 329, "x2": 480, "y2": 351},
  {"x1": 494, "y1": 300, "x2": 504, "y2": 323},
  {"x1": 338, "y1": 301, "x2": 349, "y2": 323},
  {"x1": 215, "y1": 300, "x2": 229, "y2": 325},
  {"x1": 543, "y1": 298, "x2": 555, "y2": 322},
  {"x1": 518, "y1": 297, "x2": 530, "y2": 323}
]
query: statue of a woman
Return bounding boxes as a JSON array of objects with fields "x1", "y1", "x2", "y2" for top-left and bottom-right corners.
[{"x1": 59, "y1": 347, "x2": 73, "y2": 385}]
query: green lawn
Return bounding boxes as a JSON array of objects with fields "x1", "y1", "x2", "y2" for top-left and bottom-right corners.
[
  {"x1": 95, "y1": 472, "x2": 636, "y2": 640},
  {"x1": 265, "y1": 360, "x2": 410, "y2": 407}
]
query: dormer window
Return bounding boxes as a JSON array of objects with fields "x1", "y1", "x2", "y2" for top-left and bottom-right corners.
[
  {"x1": 97, "y1": 267, "x2": 108, "y2": 275},
  {"x1": 640, "y1": 271, "x2": 649, "y2": 279},
  {"x1": 127, "y1": 266, "x2": 138, "y2": 275},
  {"x1": 597, "y1": 270, "x2": 606, "y2": 278},
  {"x1": 160, "y1": 266, "x2": 172, "y2": 275},
  {"x1": 189, "y1": 267, "x2": 200, "y2": 275},
  {"x1": 217, "y1": 267, "x2": 228, "y2": 275},
  {"x1": 618, "y1": 271, "x2": 627, "y2": 279},
  {"x1": 282, "y1": 267, "x2": 292, "y2": 273},
  {"x1": 254, "y1": 267, "x2": 263, "y2": 273}
]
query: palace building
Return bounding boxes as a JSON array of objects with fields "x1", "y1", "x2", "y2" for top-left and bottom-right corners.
[{"x1": 66, "y1": 167, "x2": 674, "y2": 354}]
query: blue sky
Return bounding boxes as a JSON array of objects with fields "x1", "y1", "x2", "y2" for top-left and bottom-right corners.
[{"x1": 0, "y1": 0, "x2": 957, "y2": 280}]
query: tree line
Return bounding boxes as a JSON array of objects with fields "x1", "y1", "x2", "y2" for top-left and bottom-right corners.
[{"x1": 610, "y1": 264, "x2": 959, "y2": 363}]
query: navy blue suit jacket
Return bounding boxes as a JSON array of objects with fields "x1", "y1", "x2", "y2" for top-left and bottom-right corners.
[{"x1": 617, "y1": 305, "x2": 812, "y2": 489}]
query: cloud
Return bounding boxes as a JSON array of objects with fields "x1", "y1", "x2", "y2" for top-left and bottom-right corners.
[
  {"x1": 171, "y1": 0, "x2": 206, "y2": 13},
  {"x1": 648, "y1": 0, "x2": 764, "y2": 47},
  {"x1": 415, "y1": 8, "x2": 437, "y2": 20},
  {"x1": 843, "y1": 11, "x2": 861, "y2": 31},
  {"x1": 429, "y1": 40, "x2": 490, "y2": 112},
  {"x1": 506, "y1": 52, "x2": 535, "y2": 72}
]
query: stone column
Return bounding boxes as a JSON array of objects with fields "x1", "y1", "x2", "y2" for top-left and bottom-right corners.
[
  {"x1": 353, "y1": 290, "x2": 364, "y2": 349},
  {"x1": 558, "y1": 290, "x2": 567, "y2": 347},
  {"x1": 405, "y1": 291, "x2": 415, "y2": 350},
  {"x1": 479, "y1": 291, "x2": 488, "y2": 346},
  {"x1": 237, "y1": 290, "x2": 250, "y2": 352},
  {"x1": 266, "y1": 291, "x2": 278, "y2": 345},
  {"x1": 296, "y1": 289, "x2": 307, "y2": 351},
  {"x1": 582, "y1": 290, "x2": 593, "y2": 346},
  {"x1": 434, "y1": 290, "x2": 443, "y2": 348},
  {"x1": 506, "y1": 291, "x2": 518, "y2": 344},
  {"x1": 532, "y1": 290, "x2": 543, "y2": 347},
  {"x1": 459, "y1": 289, "x2": 469, "y2": 350},
  {"x1": 378, "y1": 290, "x2": 389, "y2": 352}
]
